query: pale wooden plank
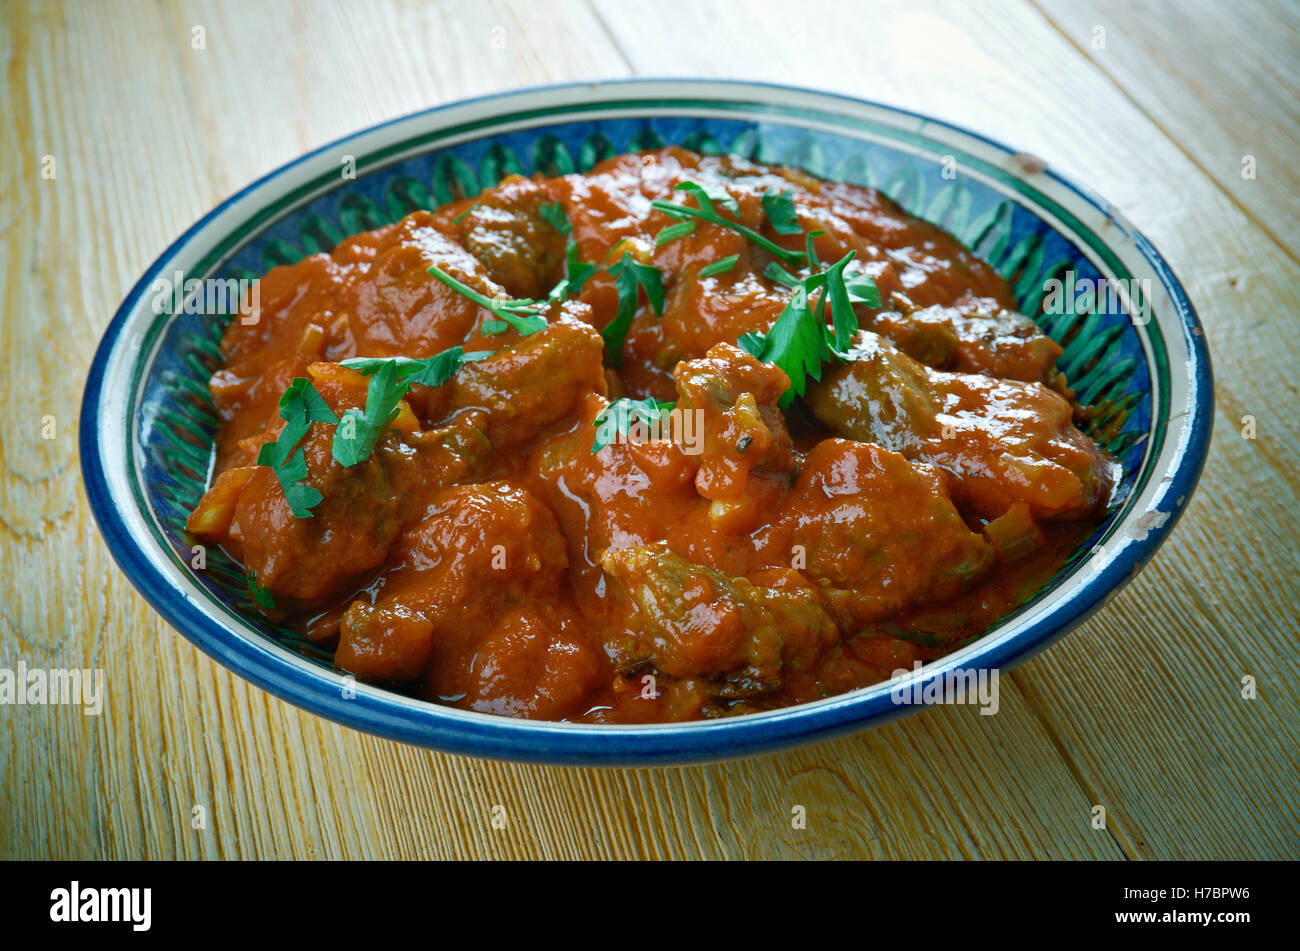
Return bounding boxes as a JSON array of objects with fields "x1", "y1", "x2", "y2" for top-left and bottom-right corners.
[{"x1": 1033, "y1": 0, "x2": 1300, "y2": 258}]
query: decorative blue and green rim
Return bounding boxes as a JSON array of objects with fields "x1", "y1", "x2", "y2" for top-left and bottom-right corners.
[{"x1": 80, "y1": 80, "x2": 1213, "y2": 766}]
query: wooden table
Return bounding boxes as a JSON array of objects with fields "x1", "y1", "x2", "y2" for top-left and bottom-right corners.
[{"x1": 2, "y1": 0, "x2": 1296, "y2": 860}]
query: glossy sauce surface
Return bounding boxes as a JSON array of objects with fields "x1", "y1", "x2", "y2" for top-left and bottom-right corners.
[{"x1": 188, "y1": 147, "x2": 1118, "y2": 722}]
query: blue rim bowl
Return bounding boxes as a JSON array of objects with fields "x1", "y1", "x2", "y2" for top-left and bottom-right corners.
[{"x1": 80, "y1": 79, "x2": 1213, "y2": 766}]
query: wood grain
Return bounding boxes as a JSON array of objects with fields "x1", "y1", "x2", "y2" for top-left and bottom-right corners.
[
  {"x1": 1033, "y1": 0, "x2": 1300, "y2": 261},
  {"x1": 1, "y1": 0, "x2": 1295, "y2": 860}
]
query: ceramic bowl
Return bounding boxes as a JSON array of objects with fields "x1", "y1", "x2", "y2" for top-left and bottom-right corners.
[{"x1": 80, "y1": 80, "x2": 1213, "y2": 765}]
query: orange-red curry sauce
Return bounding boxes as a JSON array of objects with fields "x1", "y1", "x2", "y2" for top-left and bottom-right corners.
[{"x1": 188, "y1": 147, "x2": 1118, "y2": 723}]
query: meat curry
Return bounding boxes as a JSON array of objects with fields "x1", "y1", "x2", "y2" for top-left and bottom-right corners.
[{"x1": 187, "y1": 146, "x2": 1119, "y2": 723}]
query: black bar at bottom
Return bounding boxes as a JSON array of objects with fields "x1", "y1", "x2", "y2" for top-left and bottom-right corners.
[{"x1": 2, "y1": 859, "x2": 1279, "y2": 938}]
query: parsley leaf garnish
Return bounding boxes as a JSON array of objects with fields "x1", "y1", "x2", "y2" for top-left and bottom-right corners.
[
  {"x1": 332, "y1": 347, "x2": 493, "y2": 466},
  {"x1": 340, "y1": 346, "x2": 493, "y2": 388},
  {"x1": 646, "y1": 176, "x2": 884, "y2": 406},
  {"x1": 651, "y1": 187, "x2": 804, "y2": 266},
  {"x1": 246, "y1": 570, "x2": 276, "y2": 612},
  {"x1": 675, "y1": 181, "x2": 740, "y2": 216},
  {"x1": 331, "y1": 361, "x2": 410, "y2": 469},
  {"x1": 538, "y1": 201, "x2": 572, "y2": 235},
  {"x1": 601, "y1": 252, "x2": 665, "y2": 368},
  {"x1": 255, "y1": 344, "x2": 490, "y2": 499},
  {"x1": 563, "y1": 237, "x2": 601, "y2": 296},
  {"x1": 256, "y1": 377, "x2": 338, "y2": 518},
  {"x1": 654, "y1": 220, "x2": 696, "y2": 247},
  {"x1": 738, "y1": 251, "x2": 881, "y2": 406},
  {"x1": 822, "y1": 254, "x2": 858, "y2": 353},
  {"x1": 698, "y1": 254, "x2": 739, "y2": 278},
  {"x1": 804, "y1": 229, "x2": 824, "y2": 269},
  {"x1": 591, "y1": 397, "x2": 676, "y2": 454},
  {"x1": 763, "y1": 260, "x2": 879, "y2": 306},
  {"x1": 739, "y1": 281, "x2": 830, "y2": 407},
  {"x1": 844, "y1": 274, "x2": 882, "y2": 308},
  {"x1": 763, "y1": 261, "x2": 800, "y2": 287},
  {"x1": 533, "y1": 202, "x2": 605, "y2": 299},
  {"x1": 280, "y1": 376, "x2": 338, "y2": 429},
  {"x1": 427, "y1": 262, "x2": 548, "y2": 336},
  {"x1": 761, "y1": 188, "x2": 802, "y2": 235},
  {"x1": 450, "y1": 201, "x2": 480, "y2": 225}
]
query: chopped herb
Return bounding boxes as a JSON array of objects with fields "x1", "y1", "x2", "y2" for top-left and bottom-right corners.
[
  {"x1": 256, "y1": 377, "x2": 338, "y2": 518},
  {"x1": 845, "y1": 274, "x2": 883, "y2": 308},
  {"x1": 739, "y1": 282, "x2": 829, "y2": 406},
  {"x1": 601, "y1": 252, "x2": 665, "y2": 368},
  {"x1": 698, "y1": 254, "x2": 739, "y2": 278},
  {"x1": 256, "y1": 344, "x2": 490, "y2": 512},
  {"x1": 674, "y1": 180, "x2": 739, "y2": 216},
  {"x1": 822, "y1": 254, "x2": 859, "y2": 354},
  {"x1": 280, "y1": 376, "x2": 337, "y2": 429},
  {"x1": 450, "y1": 201, "x2": 480, "y2": 225},
  {"x1": 340, "y1": 346, "x2": 493, "y2": 388},
  {"x1": 761, "y1": 188, "x2": 802, "y2": 235},
  {"x1": 563, "y1": 237, "x2": 601, "y2": 296},
  {"x1": 246, "y1": 570, "x2": 276, "y2": 612},
  {"x1": 738, "y1": 251, "x2": 880, "y2": 406},
  {"x1": 736, "y1": 434, "x2": 753, "y2": 453},
  {"x1": 804, "y1": 229, "x2": 824, "y2": 269},
  {"x1": 331, "y1": 361, "x2": 410, "y2": 468},
  {"x1": 651, "y1": 196, "x2": 804, "y2": 266},
  {"x1": 763, "y1": 261, "x2": 800, "y2": 287},
  {"x1": 654, "y1": 220, "x2": 696, "y2": 247},
  {"x1": 591, "y1": 396, "x2": 676, "y2": 454},
  {"x1": 538, "y1": 201, "x2": 572, "y2": 235},
  {"x1": 427, "y1": 262, "x2": 548, "y2": 336}
]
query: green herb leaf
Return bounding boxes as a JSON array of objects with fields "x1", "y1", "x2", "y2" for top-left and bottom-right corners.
[
  {"x1": 761, "y1": 188, "x2": 802, "y2": 235},
  {"x1": 427, "y1": 262, "x2": 548, "y2": 336},
  {"x1": 651, "y1": 198, "x2": 804, "y2": 266},
  {"x1": 331, "y1": 361, "x2": 410, "y2": 468},
  {"x1": 738, "y1": 252, "x2": 871, "y2": 406},
  {"x1": 845, "y1": 274, "x2": 882, "y2": 308},
  {"x1": 654, "y1": 220, "x2": 696, "y2": 247},
  {"x1": 601, "y1": 252, "x2": 665, "y2": 368},
  {"x1": 763, "y1": 261, "x2": 801, "y2": 287},
  {"x1": 538, "y1": 201, "x2": 572, "y2": 235},
  {"x1": 591, "y1": 397, "x2": 676, "y2": 454},
  {"x1": 563, "y1": 237, "x2": 600, "y2": 296},
  {"x1": 281, "y1": 376, "x2": 339, "y2": 428},
  {"x1": 246, "y1": 570, "x2": 276, "y2": 612},
  {"x1": 823, "y1": 255, "x2": 859, "y2": 354},
  {"x1": 804, "y1": 229, "x2": 824, "y2": 269},
  {"x1": 340, "y1": 346, "x2": 493, "y2": 388},
  {"x1": 450, "y1": 201, "x2": 480, "y2": 225},
  {"x1": 282, "y1": 480, "x2": 324, "y2": 520},
  {"x1": 255, "y1": 377, "x2": 338, "y2": 518},
  {"x1": 739, "y1": 282, "x2": 830, "y2": 406},
  {"x1": 481, "y1": 309, "x2": 547, "y2": 335},
  {"x1": 675, "y1": 181, "x2": 739, "y2": 216},
  {"x1": 698, "y1": 254, "x2": 739, "y2": 278}
]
